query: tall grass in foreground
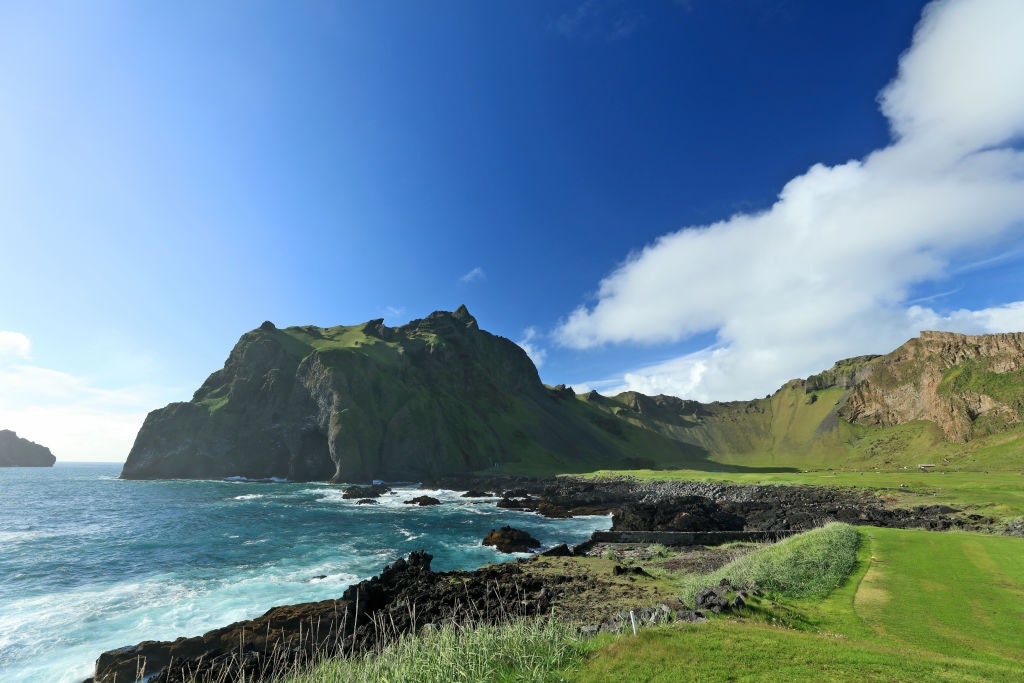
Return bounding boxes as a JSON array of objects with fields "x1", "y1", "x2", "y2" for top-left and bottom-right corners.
[
  {"x1": 278, "y1": 618, "x2": 593, "y2": 683},
  {"x1": 679, "y1": 522, "x2": 860, "y2": 605}
]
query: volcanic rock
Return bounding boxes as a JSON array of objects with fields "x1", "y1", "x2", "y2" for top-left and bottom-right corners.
[
  {"x1": 403, "y1": 495, "x2": 441, "y2": 506},
  {"x1": 482, "y1": 526, "x2": 541, "y2": 553}
]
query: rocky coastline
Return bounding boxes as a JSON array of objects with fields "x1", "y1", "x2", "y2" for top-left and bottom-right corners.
[{"x1": 88, "y1": 475, "x2": 1006, "y2": 682}]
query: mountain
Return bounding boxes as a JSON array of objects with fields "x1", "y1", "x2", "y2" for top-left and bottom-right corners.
[
  {"x1": 121, "y1": 307, "x2": 704, "y2": 481},
  {"x1": 584, "y1": 331, "x2": 1024, "y2": 471},
  {"x1": 0, "y1": 430, "x2": 56, "y2": 467},
  {"x1": 121, "y1": 310, "x2": 1024, "y2": 481}
]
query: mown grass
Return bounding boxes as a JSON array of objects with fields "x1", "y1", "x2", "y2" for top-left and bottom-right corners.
[
  {"x1": 855, "y1": 526, "x2": 1024, "y2": 666},
  {"x1": 574, "y1": 527, "x2": 1024, "y2": 682}
]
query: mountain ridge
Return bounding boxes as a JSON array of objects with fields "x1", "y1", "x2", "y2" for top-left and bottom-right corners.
[{"x1": 121, "y1": 310, "x2": 1024, "y2": 481}]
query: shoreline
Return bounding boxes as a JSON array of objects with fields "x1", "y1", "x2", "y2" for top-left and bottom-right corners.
[{"x1": 86, "y1": 475, "x2": 1001, "y2": 682}]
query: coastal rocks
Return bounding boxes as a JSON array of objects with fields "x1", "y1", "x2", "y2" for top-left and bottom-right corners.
[
  {"x1": 539, "y1": 543, "x2": 573, "y2": 557},
  {"x1": 613, "y1": 496, "x2": 745, "y2": 532},
  {"x1": 482, "y1": 526, "x2": 541, "y2": 553},
  {"x1": 90, "y1": 550, "x2": 558, "y2": 683},
  {"x1": 403, "y1": 495, "x2": 441, "y2": 506},
  {"x1": 693, "y1": 580, "x2": 753, "y2": 613},
  {"x1": 342, "y1": 484, "x2": 391, "y2": 499},
  {"x1": 497, "y1": 495, "x2": 537, "y2": 510},
  {"x1": 0, "y1": 429, "x2": 56, "y2": 467}
]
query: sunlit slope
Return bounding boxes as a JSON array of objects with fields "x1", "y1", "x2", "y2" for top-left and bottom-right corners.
[
  {"x1": 124, "y1": 318, "x2": 1024, "y2": 480},
  {"x1": 587, "y1": 331, "x2": 1024, "y2": 471}
]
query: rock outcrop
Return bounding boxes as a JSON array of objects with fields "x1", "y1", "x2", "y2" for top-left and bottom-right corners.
[
  {"x1": 839, "y1": 331, "x2": 1024, "y2": 441},
  {"x1": 122, "y1": 307, "x2": 701, "y2": 481},
  {"x1": 90, "y1": 550, "x2": 559, "y2": 683},
  {"x1": 0, "y1": 430, "x2": 55, "y2": 467},
  {"x1": 482, "y1": 525, "x2": 542, "y2": 553},
  {"x1": 121, "y1": 317, "x2": 1024, "y2": 482}
]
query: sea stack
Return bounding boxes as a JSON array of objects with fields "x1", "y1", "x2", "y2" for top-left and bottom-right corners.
[{"x1": 0, "y1": 429, "x2": 56, "y2": 467}]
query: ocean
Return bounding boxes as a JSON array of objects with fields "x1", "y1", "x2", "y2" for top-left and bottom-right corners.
[{"x1": 0, "y1": 463, "x2": 611, "y2": 682}]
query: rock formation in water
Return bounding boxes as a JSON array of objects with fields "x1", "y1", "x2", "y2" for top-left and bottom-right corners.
[{"x1": 0, "y1": 430, "x2": 56, "y2": 467}]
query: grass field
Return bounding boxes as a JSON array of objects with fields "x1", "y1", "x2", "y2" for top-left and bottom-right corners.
[
  {"x1": 573, "y1": 527, "x2": 1024, "y2": 682},
  {"x1": 273, "y1": 527, "x2": 1023, "y2": 682}
]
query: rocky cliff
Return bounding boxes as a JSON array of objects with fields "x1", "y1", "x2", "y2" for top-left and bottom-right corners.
[
  {"x1": 123, "y1": 316, "x2": 1024, "y2": 481},
  {"x1": 122, "y1": 307, "x2": 701, "y2": 481},
  {"x1": 0, "y1": 430, "x2": 56, "y2": 467},
  {"x1": 839, "y1": 331, "x2": 1024, "y2": 442},
  {"x1": 580, "y1": 330, "x2": 1024, "y2": 468}
]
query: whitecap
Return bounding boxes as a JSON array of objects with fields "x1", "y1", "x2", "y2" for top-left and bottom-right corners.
[{"x1": 232, "y1": 494, "x2": 264, "y2": 501}]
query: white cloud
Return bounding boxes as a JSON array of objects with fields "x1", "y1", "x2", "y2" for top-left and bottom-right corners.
[
  {"x1": 0, "y1": 335, "x2": 155, "y2": 461},
  {"x1": 557, "y1": 0, "x2": 1024, "y2": 401},
  {"x1": 0, "y1": 331, "x2": 31, "y2": 360},
  {"x1": 382, "y1": 305, "x2": 406, "y2": 322},
  {"x1": 460, "y1": 266, "x2": 485, "y2": 283},
  {"x1": 516, "y1": 326, "x2": 548, "y2": 368}
]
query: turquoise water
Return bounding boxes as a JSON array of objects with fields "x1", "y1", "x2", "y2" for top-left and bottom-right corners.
[{"x1": 0, "y1": 463, "x2": 610, "y2": 682}]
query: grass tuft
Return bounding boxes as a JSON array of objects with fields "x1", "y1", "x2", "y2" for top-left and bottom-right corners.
[
  {"x1": 680, "y1": 522, "x2": 860, "y2": 605},
  {"x1": 278, "y1": 618, "x2": 593, "y2": 683}
]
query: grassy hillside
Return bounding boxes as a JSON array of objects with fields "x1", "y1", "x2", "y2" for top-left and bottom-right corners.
[{"x1": 128, "y1": 315, "x2": 1024, "y2": 480}]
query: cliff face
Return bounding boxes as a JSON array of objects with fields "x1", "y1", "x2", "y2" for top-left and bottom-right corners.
[
  {"x1": 569, "y1": 331, "x2": 1024, "y2": 464},
  {"x1": 0, "y1": 430, "x2": 56, "y2": 467},
  {"x1": 122, "y1": 307, "x2": 698, "y2": 481},
  {"x1": 123, "y1": 318, "x2": 1024, "y2": 481},
  {"x1": 839, "y1": 331, "x2": 1024, "y2": 442}
]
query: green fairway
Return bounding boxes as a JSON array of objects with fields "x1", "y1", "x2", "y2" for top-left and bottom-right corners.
[
  {"x1": 856, "y1": 527, "x2": 1024, "y2": 666},
  {"x1": 572, "y1": 528, "x2": 1024, "y2": 682}
]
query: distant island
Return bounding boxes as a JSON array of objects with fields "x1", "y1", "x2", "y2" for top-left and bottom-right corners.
[
  {"x1": 121, "y1": 306, "x2": 1024, "y2": 482},
  {"x1": 0, "y1": 429, "x2": 56, "y2": 467}
]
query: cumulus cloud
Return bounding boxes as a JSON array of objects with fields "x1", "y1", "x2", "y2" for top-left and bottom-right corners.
[
  {"x1": 557, "y1": 0, "x2": 1024, "y2": 400},
  {"x1": 0, "y1": 334, "x2": 154, "y2": 461},
  {"x1": 0, "y1": 331, "x2": 31, "y2": 360},
  {"x1": 516, "y1": 327, "x2": 548, "y2": 368},
  {"x1": 460, "y1": 266, "x2": 485, "y2": 283}
]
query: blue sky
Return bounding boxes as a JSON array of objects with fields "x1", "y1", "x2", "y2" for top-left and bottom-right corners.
[{"x1": 2, "y1": 0, "x2": 1024, "y2": 461}]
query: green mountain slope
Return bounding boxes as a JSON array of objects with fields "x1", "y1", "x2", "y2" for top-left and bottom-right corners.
[
  {"x1": 121, "y1": 307, "x2": 706, "y2": 481},
  {"x1": 122, "y1": 313, "x2": 1024, "y2": 481}
]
